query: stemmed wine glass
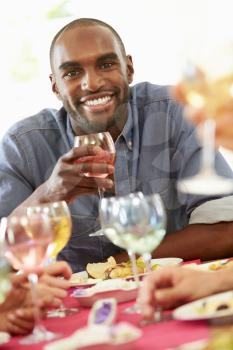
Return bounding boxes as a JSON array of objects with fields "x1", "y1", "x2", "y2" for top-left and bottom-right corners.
[
  {"x1": 4, "y1": 214, "x2": 57, "y2": 344},
  {"x1": 174, "y1": 43, "x2": 233, "y2": 195},
  {"x1": 99, "y1": 192, "x2": 167, "y2": 317},
  {"x1": 74, "y1": 131, "x2": 116, "y2": 237},
  {"x1": 0, "y1": 253, "x2": 11, "y2": 305},
  {"x1": 27, "y1": 201, "x2": 79, "y2": 318}
]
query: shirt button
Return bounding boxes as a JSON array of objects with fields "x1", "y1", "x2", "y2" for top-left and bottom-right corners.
[{"x1": 128, "y1": 140, "x2": 133, "y2": 150}]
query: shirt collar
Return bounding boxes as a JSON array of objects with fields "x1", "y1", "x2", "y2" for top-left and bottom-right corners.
[
  {"x1": 118, "y1": 102, "x2": 133, "y2": 151},
  {"x1": 64, "y1": 102, "x2": 134, "y2": 151}
]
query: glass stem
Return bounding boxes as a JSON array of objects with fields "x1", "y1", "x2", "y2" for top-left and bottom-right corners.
[
  {"x1": 28, "y1": 273, "x2": 45, "y2": 334},
  {"x1": 143, "y1": 252, "x2": 152, "y2": 273},
  {"x1": 127, "y1": 249, "x2": 139, "y2": 286},
  {"x1": 98, "y1": 187, "x2": 104, "y2": 200},
  {"x1": 201, "y1": 119, "x2": 216, "y2": 172}
]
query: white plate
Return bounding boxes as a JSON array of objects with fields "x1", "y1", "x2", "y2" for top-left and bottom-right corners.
[
  {"x1": 151, "y1": 257, "x2": 183, "y2": 267},
  {"x1": 184, "y1": 259, "x2": 231, "y2": 272},
  {"x1": 72, "y1": 280, "x2": 138, "y2": 307},
  {"x1": 173, "y1": 291, "x2": 233, "y2": 321}
]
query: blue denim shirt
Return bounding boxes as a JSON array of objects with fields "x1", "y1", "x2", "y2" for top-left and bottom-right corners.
[{"x1": 0, "y1": 82, "x2": 232, "y2": 272}]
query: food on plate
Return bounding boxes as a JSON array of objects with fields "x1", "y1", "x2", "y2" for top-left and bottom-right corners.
[
  {"x1": 208, "y1": 259, "x2": 233, "y2": 271},
  {"x1": 86, "y1": 257, "x2": 117, "y2": 279},
  {"x1": 151, "y1": 263, "x2": 160, "y2": 271},
  {"x1": 86, "y1": 256, "x2": 146, "y2": 280},
  {"x1": 196, "y1": 297, "x2": 233, "y2": 315}
]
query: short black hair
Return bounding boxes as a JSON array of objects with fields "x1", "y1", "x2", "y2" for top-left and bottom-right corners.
[{"x1": 49, "y1": 18, "x2": 126, "y2": 71}]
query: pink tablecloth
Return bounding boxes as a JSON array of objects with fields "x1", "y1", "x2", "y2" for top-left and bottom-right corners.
[{"x1": 1, "y1": 290, "x2": 209, "y2": 350}]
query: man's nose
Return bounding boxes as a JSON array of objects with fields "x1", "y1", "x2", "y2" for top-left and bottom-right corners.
[{"x1": 81, "y1": 69, "x2": 104, "y2": 92}]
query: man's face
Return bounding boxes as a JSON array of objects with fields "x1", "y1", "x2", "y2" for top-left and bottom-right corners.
[{"x1": 51, "y1": 25, "x2": 134, "y2": 134}]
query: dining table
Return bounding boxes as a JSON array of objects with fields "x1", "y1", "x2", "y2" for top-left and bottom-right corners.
[{"x1": 1, "y1": 260, "x2": 232, "y2": 350}]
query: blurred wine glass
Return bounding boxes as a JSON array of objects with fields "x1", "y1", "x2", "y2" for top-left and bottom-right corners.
[
  {"x1": 0, "y1": 254, "x2": 11, "y2": 304},
  {"x1": 74, "y1": 131, "x2": 116, "y2": 237},
  {"x1": 99, "y1": 192, "x2": 167, "y2": 317},
  {"x1": 174, "y1": 42, "x2": 233, "y2": 195},
  {"x1": 5, "y1": 214, "x2": 57, "y2": 344},
  {"x1": 27, "y1": 201, "x2": 78, "y2": 318}
]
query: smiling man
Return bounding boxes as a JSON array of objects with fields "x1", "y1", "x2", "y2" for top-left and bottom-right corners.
[{"x1": 1, "y1": 18, "x2": 233, "y2": 272}]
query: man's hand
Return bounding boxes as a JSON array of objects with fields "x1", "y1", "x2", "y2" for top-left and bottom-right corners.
[
  {"x1": 41, "y1": 145, "x2": 114, "y2": 202},
  {"x1": 138, "y1": 266, "x2": 230, "y2": 319}
]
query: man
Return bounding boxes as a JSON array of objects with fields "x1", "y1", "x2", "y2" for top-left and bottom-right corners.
[{"x1": 0, "y1": 18, "x2": 233, "y2": 272}]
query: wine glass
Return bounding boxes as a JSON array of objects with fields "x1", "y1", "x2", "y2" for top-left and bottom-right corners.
[
  {"x1": 74, "y1": 131, "x2": 116, "y2": 237},
  {"x1": 99, "y1": 194, "x2": 141, "y2": 314},
  {"x1": 174, "y1": 43, "x2": 233, "y2": 195},
  {"x1": 27, "y1": 201, "x2": 79, "y2": 318},
  {"x1": 0, "y1": 254, "x2": 11, "y2": 305},
  {"x1": 99, "y1": 192, "x2": 167, "y2": 317},
  {"x1": 4, "y1": 214, "x2": 57, "y2": 344}
]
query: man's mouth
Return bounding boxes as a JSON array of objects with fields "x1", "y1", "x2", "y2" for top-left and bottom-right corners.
[
  {"x1": 84, "y1": 95, "x2": 112, "y2": 107},
  {"x1": 80, "y1": 93, "x2": 115, "y2": 112}
]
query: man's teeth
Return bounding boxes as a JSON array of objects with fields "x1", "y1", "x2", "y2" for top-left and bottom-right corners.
[{"x1": 85, "y1": 96, "x2": 111, "y2": 106}]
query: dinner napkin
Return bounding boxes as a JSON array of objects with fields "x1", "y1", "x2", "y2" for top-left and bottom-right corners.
[{"x1": 44, "y1": 323, "x2": 141, "y2": 350}]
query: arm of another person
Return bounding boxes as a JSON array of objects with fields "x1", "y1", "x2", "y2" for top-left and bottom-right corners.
[
  {"x1": 114, "y1": 220, "x2": 233, "y2": 263},
  {"x1": 152, "y1": 220, "x2": 233, "y2": 261},
  {"x1": 138, "y1": 266, "x2": 233, "y2": 318}
]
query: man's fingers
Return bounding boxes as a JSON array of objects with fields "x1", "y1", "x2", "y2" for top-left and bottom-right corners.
[
  {"x1": 75, "y1": 162, "x2": 114, "y2": 176},
  {"x1": 63, "y1": 145, "x2": 103, "y2": 162}
]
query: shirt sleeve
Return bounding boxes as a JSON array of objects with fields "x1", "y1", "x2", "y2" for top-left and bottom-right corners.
[
  {"x1": 0, "y1": 132, "x2": 34, "y2": 217},
  {"x1": 189, "y1": 195, "x2": 233, "y2": 224}
]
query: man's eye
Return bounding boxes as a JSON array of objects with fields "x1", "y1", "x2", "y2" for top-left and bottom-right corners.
[
  {"x1": 64, "y1": 70, "x2": 81, "y2": 79},
  {"x1": 100, "y1": 62, "x2": 114, "y2": 69}
]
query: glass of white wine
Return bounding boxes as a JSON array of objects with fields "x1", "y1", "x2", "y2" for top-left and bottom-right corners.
[
  {"x1": 74, "y1": 131, "x2": 116, "y2": 237},
  {"x1": 5, "y1": 214, "x2": 56, "y2": 344},
  {"x1": 174, "y1": 43, "x2": 233, "y2": 195},
  {"x1": 99, "y1": 192, "x2": 167, "y2": 316},
  {"x1": 27, "y1": 201, "x2": 79, "y2": 318}
]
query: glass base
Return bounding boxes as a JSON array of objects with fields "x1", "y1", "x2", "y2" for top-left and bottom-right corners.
[
  {"x1": 47, "y1": 307, "x2": 79, "y2": 318},
  {"x1": 89, "y1": 229, "x2": 104, "y2": 237},
  {"x1": 178, "y1": 173, "x2": 233, "y2": 195},
  {"x1": 19, "y1": 325, "x2": 58, "y2": 344},
  {"x1": 124, "y1": 303, "x2": 141, "y2": 314}
]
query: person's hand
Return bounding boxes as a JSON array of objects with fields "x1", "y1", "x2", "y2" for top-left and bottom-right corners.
[
  {"x1": 41, "y1": 260, "x2": 72, "y2": 280},
  {"x1": 36, "y1": 261, "x2": 72, "y2": 306},
  {"x1": 0, "y1": 306, "x2": 35, "y2": 335},
  {"x1": 172, "y1": 85, "x2": 233, "y2": 151},
  {"x1": 42, "y1": 145, "x2": 114, "y2": 202},
  {"x1": 138, "y1": 266, "x2": 227, "y2": 319}
]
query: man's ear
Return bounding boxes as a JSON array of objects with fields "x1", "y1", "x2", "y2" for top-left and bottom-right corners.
[
  {"x1": 126, "y1": 55, "x2": 134, "y2": 84},
  {"x1": 49, "y1": 74, "x2": 62, "y2": 100}
]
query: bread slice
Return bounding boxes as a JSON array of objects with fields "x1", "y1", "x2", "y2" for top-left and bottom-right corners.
[{"x1": 86, "y1": 256, "x2": 116, "y2": 279}]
